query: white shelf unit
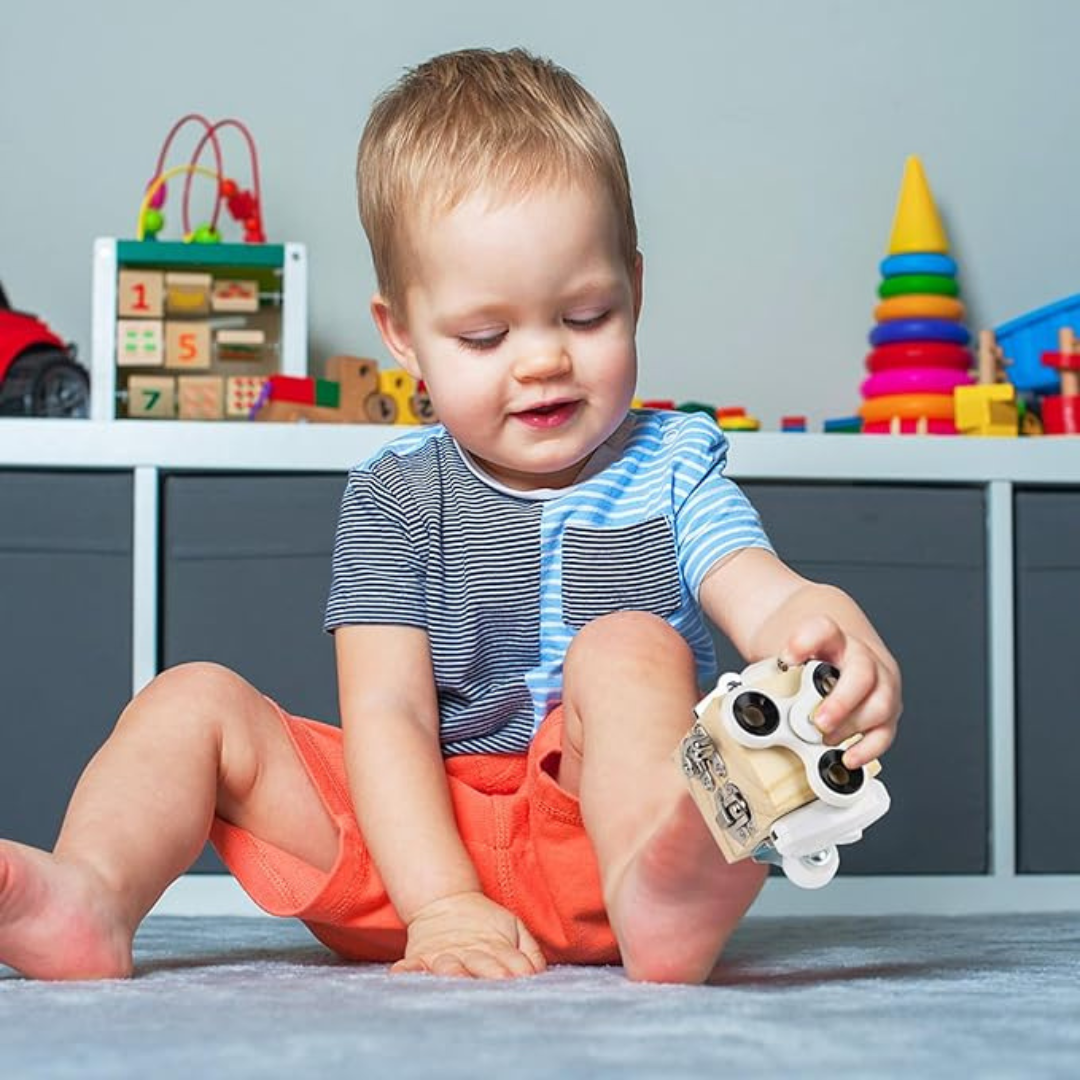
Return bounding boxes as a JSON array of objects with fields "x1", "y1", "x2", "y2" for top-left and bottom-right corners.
[{"x1": 2, "y1": 420, "x2": 1079, "y2": 919}]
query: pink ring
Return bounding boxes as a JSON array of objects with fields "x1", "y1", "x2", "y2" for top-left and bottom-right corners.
[{"x1": 861, "y1": 367, "x2": 974, "y2": 399}]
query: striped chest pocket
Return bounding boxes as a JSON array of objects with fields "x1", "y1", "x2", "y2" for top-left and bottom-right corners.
[{"x1": 561, "y1": 517, "x2": 683, "y2": 630}]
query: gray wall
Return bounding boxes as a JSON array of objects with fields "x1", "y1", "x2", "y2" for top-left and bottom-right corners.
[{"x1": 3, "y1": 1, "x2": 1078, "y2": 427}]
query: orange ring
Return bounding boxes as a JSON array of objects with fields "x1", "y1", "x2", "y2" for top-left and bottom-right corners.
[
  {"x1": 874, "y1": 295, "x2": 965, "y2": 322},
  {"x1": 859, "y1": 392, "x2": 956, "y2": 423}
]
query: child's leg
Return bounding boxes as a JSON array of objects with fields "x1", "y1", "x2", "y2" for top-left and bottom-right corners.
[
  {"x1": 559, "y1": 612, "x2": 767, "y2": 984},
  {"x1": 0, "y1": 662, "x2": 339, "y2": 980}
]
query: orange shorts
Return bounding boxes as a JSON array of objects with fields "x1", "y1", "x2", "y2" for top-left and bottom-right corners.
[{"x1": 209, "y1": 703, "x2": 619, "y2": 966}]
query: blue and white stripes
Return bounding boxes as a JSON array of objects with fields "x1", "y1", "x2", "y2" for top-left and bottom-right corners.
[{"x1": 325, "y1": 410, "x2": 772, "y2": 756}]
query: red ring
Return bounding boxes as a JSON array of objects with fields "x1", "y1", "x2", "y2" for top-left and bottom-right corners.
[{"x1": 865, "y1": 341, "x2": 972, "y2": 372}]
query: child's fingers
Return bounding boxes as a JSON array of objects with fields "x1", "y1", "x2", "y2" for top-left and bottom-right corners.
[
  {"x1": 782, "y1": 614, "x2": 845, "y2": 667},
  {"x1": 517, "y1": 923, "x2": 548, "y2": 974},
  {"x1": 841, "y1": 724, "x2": 893, "y2": 771},
  {"x1": 813, "y1": 649, "x2": 876, "y2": 735}
]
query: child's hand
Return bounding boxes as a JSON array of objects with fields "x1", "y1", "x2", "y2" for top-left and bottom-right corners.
[
  {"x1": 781, "y1": 614, "x2": 902, "y2": 771},
  {"x1": 393, "y1": 891, "x2": 547, "y2": 979}
]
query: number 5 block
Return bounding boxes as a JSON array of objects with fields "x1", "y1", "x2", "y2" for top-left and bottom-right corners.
[{"x1": 165, "y1": 321, "x2": 212, "y2": 369}]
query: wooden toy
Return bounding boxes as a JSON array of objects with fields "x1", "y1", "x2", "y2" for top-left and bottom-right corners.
[
  {"x1": 993, "y1": 294, "x2": 1080, "y2": 396},
  {"x1": 823, "y1": 416, "x2": 862, "y2": 433},
  {"x1": 870, "y1": 318, "x2": 970, "y2": 348},
  {"x1": 91, "y1": 238, "x2": 307, "y2": 422},
  {"x1": 677, "y1": 657, "x2": 890, "y2": 888},
  {"x1": 1039, "y1": 327, "x2": 1080, "y2": 434},
  {"x1": 864, "y1": 418, "x2": 956, "y2": 435},
  {"x1": 781, "y1": 415, "x2": 808, "y2": 432},
  {"x1": 226, "y1": 375, "x2": 268, "y2": 417},
  {"x1": 860, "y1": 367, "x2": 972, "y2": 398},
  {"x1": 954, "y1": 384, "x2": 1019, "y2": 436},
  {"x1": 165, "y1": 321, "x2": 211, "y2": 369},
  {"x1": 116, "y1": 320, "x2": 164, "y2": 367},
  {"x1": 887, "y1": 155, "x2": 949, "y2": 254},
  {"x1": 127, "y1": 375, "x2": 175, "y2": 419},
  {"x1": 178, "y1": 375, "x2": 225, "y2": 420},
  {"x1": 873, "y1": 295, "x2": 964, "y2": 322},
  {"x1": 379, "y1": 369, "x2": 418, "y2": 423},
  {"x1": 164, "y1": 272, "x2": 212, "y2": 316},
  {"x1": 860, "y1": 392, "x2": 956, "y2": 424},
  {"x1": 878, "y1": 252, "x2": 956, "y2": 277},
  {"x1": 715, "y1": 407, "x2": 761, "y2": 432},
  {"x1": 878, "y1": 274, "x2": 959, "y2": 299},
  {"x1": 211, "y1": 279, "x2": 260, "y2": 313},
  {"x1": 117, "y1": 270, "x2": 164, "y2": 318}
]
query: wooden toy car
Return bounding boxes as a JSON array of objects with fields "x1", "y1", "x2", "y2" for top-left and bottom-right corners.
[{"x1": 678, "y1": 657, "x2": 890, "y2": 888}]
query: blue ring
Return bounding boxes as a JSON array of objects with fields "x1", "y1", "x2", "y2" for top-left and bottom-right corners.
[
  {"x1": 869, "y1": 319, "x2": 970, "y2": 347},
  {"x1": 879, "y1": 253, "x2": 958, "y2": 278}
]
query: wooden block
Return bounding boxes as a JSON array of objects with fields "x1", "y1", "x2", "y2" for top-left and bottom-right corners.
[
  {"x1": 178, "y1": 375, "x2": 225, "y2": 420},
  {"x1": 117, "y1": 269, "x2": 164, "y2": 318},
  {"x1": 364, "y1": 391, "x2": 398, "y2": 424},
  {"x1": 165, "y1": 322, "x2": 212, "y2": 370},
  {"x1": 164, "y1": 272, "x2": 212, "y2": 315},
  {"x1": 127, "y1": 375, "x2": 175, "y2": 419},
  {"x1": 216, "y1": 328, "x2": 266, "y2": 362},
  {"x1": 117, "y1": 319, "x2": 164, "y2": 367},
  {"x1": 409, "y1": 386, "x2": 437, "y2": 424},
  {"x1": 252, "y1": 399, "x2": 344, "y2": 424},
  {"x1": 267, "y1": 374, "x2": 315, "y2": 404},
  {"x1": 211, "y1": 278, "x2": 260, "y2": 313},
  {"x1": 326, "y1": 356, "x2": 379, "y2": 421},
  {"x1": 379, "y1": 369, "x2": 416, "y2": 423},
  {"x1": 226, "y1": 376, "x2": 269, "y2": 417}
]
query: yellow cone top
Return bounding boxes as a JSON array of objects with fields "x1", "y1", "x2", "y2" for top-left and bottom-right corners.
[{"x1": 887, "y1": 156, "x2": 949, "y2": 255}]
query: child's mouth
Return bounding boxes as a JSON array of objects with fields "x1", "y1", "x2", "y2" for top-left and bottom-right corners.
[{"x1": 514, "y1": 400, "x2": 580, "y2": 428}]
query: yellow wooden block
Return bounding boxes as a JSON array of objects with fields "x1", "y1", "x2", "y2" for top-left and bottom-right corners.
[
  {"x1": 211, "y1": 278, "x2": 260, "y2": 313},
  {"x1": 117, "y1": 269, "x2": 164, "y2": 318},
  {"x1": 954, "y1": 384, "x2": 1018, "y2": 437},
  {"x1": 178, "y1": 375, "x2": 225, "y2": 420},
  {"x1": 165, "y1": 272, "x2": 212, "y2": 315},
  {"x1": 379, "y1": 369, "x2": 416, "y2": 423},
  {"x1": 117, "y1": 319, "x2": 164, "y2": 367},
  {"x1": 226, "y1": 375, "x2": 269, "y2": 417},
  {"x1": 127, "y1": 375, "x2": 175, "y2": 419},
  {"x1": 165, "y1": 321, "x2": 212, "y2": 370}
]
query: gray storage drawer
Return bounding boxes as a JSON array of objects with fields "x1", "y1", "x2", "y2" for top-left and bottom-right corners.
[
  {"x1": 0, "y1": 470, "x2": 133, "y2": 849},
  {"x1": 1015, "y1": 488, "x2": 1080, "y2": 873},
  {"x1": 162, "y1": 473, "x2": 345, "y2": 723},
  {"x1": 723, "y1": 482, "x2": 989, "y2": 875}
]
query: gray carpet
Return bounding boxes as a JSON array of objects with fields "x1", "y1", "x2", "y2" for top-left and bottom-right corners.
[{"x1": 2, "y1": 913, "x2": 1078, "y2": 1078}]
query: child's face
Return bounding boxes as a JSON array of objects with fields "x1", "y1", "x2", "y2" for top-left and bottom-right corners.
[{"x1": 373, "y1": 179, "x2": 642, "y2": 490}]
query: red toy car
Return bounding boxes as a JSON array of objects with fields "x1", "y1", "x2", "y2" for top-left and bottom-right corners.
[{"x1": 0, "y1": 283, "x2": 90, "y2": 417}]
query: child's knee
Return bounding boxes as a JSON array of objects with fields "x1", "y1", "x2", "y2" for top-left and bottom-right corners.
[
  {"x1": 124, "y1": 662, "x2": 252, "y2": 725},
  {"x1": 565, "y1": 611, "x2": 692, "y2": 679}
]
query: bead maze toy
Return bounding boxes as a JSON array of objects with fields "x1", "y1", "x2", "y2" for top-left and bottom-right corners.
[
  {"x1": 678, "y1": 657, "x2": 890, "y2": 889},
  {"x1": 1039, "y1": 327, "x2": 1080, "y2": 434},
  {"x1": 858, "y1": 157, "x2": 974, "y2": 435},
  {"x1": 89, "y1": 116, "x2": 307, "y2": 422}
]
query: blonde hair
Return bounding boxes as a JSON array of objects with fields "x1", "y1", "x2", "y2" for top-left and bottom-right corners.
[{"x1": 357, "y1": 47, "x2": 638, "y2": 311}]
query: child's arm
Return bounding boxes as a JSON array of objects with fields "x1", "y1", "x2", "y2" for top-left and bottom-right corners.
[
  {"x1": 335, "y1": 623, "x2": 546, "y2": 978},
  {"x1": 699, "y1": 548, "x2": 902, "y2": 771}
]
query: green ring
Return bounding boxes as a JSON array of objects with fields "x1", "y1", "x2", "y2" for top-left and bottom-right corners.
[{"x1": 878, "y1": 274, "x2": 959, "y2": 299}]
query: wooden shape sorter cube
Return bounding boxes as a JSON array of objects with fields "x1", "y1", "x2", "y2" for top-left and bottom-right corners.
[
  {"x1": 226, "y1": 375, "x2": 268, "y2": 417},
  {"x1": 178, "y1": 375, "x2": 225, "y2": 420},
  {"x1": 117, "y1": 270, "x2": 164, "y2": 318},
  {"x1": 117, "y1": 319, "x2": 164, "y2": 366},
  {"x1": 127, "y1": 375, "x2": 176, "y2": 419},
  {"x1": 211, "y1": 279, "x2": 260, "y2": 313},
  {"x1": 164, "y1": 272, "x2": 212, "y2": 316},
  {"x1": 165, "y1": 322, "x2": 212, "y2": 370}
]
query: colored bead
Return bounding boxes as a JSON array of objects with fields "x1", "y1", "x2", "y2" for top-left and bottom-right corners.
[
  {"x1": 141, "y1": 208, "x2": 165, "y2": 236},
  {"x1": 220, "y1": 178, "x2": 238, "y2": 198},
  {"x1": 147, "y1": 178, "x2": 167, "y2": 210},
  {"x1": 189, "y1": 223, "x2": 222, "y2": 244}
]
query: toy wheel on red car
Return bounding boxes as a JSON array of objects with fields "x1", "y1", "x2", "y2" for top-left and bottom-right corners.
[{"x1": 0, "y1": 283, "x2": 90, "y2": 418}]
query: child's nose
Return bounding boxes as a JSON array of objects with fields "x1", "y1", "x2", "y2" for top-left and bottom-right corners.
[{"x1": 511, "y1": 346, "x2": 572, "y2": 382}]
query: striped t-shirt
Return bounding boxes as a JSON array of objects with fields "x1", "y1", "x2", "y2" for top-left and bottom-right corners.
[{"x1": 325, "y1": 409, "x2": 772, "y2": 757}]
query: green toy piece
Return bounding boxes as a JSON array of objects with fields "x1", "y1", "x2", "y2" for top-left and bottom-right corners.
[{"x1": 878, "y1": 274, "x2": 959, "y2": 299}]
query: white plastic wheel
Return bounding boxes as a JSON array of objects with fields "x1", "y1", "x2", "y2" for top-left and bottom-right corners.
[{"x1": 782, "y1": 846, "x2": 840, "y2": 889}]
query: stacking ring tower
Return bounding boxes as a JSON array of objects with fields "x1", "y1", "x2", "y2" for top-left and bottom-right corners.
[{"x1": 859, "y1": 157, "x2": 973, "y2": 434}]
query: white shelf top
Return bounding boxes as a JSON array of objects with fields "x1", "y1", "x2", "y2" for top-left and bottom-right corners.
[{"x1": 1, "y1": 418, "x2": 1080, "y2": 484}]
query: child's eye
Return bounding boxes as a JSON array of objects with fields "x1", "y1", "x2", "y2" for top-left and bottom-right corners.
[
  {"x1": 564, "y1": 310, "x2": 610, "y2": 330},
  {"x1": 457, "y1": 331, "x2": 507, "y2": 352}
]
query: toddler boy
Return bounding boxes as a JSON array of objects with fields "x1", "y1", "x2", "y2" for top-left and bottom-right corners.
[{"x1": 0, "y1": 48, "x2": 900, "y2": 984}]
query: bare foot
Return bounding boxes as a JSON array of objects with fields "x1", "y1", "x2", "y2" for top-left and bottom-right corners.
[
  {"x1": 605, "y1": 793, "x2": 767, "y2": 983},
  {"x1": 0, "y1": 840, "x2": 134, "y2": 980}
]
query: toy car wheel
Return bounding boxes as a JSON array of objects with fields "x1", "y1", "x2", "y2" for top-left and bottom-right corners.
[
  {"x1": 782, "y1": 846, "x2": 839, "y2": 889},
  {"x1": 0, "y1": 351, "x2": 89, "y2": 418}
]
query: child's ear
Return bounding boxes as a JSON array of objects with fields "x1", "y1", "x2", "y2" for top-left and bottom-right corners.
[{"x1": 370, "y1": 294, "x2": 422, "y2": 379}]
